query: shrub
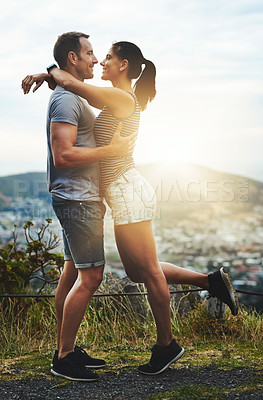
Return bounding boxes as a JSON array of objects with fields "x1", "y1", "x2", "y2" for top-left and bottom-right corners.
[{"x1": 0, "y1": 219, "x2": 64, "y2": 294}]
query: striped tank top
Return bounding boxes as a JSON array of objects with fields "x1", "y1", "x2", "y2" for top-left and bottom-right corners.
[{"x1": 94, "y1": 92, "x2": 141, "y2": 194}]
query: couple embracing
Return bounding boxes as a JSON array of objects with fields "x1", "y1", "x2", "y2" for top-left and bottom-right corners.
[{"x1": 22, "y1": 31, "x2": 238, "y2": 382}]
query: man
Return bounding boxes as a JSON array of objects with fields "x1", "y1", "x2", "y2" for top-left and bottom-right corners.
[{"x1": 22, "y1": 31, "x2": 136, "y2": 382}]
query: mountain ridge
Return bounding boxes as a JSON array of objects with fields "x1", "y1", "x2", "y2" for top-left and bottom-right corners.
[{"x1": 0, "y1": 163, "x2": 262, "y2": 213}]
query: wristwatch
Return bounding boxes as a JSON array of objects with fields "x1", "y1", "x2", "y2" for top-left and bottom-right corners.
[{"x1": 46, "y1": 64, "x2": 58, "y2": 74}]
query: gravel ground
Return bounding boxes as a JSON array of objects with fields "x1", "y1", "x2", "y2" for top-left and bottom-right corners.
[{"x1": 0, "y1": 366, "x2": 262, "y2": 400}]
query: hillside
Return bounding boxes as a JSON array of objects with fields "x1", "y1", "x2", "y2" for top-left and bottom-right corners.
[
  {"x1": 0, "y1": 172, "x2": 49, "y2": 209},
  {"x1": 138, "y1": 162, "x2": 263, "y2": 204},
  {"x1": 136, "y1": 162, "x2": 263, "y2": 226},
  {"x1": 1, "y1": 163, "x2": 263, "y2": 218}
]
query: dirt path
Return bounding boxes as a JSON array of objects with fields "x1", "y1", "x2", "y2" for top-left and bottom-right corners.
[{"x1": 0, "y1": 366, "x2": 262, "y2": 400}]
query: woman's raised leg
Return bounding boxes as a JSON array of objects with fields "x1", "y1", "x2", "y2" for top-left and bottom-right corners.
[
  {"x1": 115, "y1": 228, "x2": 209, "y2": 290},
  {"x1": 160, "y1": 262, "x2": 209, "y2": 289}
]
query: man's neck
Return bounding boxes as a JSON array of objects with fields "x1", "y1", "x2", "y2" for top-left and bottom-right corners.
[{"x1": 62, "y1": 67, "x2": 83, "y2": 82}]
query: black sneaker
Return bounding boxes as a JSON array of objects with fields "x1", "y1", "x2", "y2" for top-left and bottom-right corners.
[
  {"x1": 51, "y1": 346, "x2": 106, "y2": 369},
  {"x1": 50, "y1": 351, "x2": 99, "y2": 381},
  {"x1": 208, "y1": 267, "x2": 239, "y2": 316},
  {"x1": 51, "y1": 349, "x2": 58, "y2": 368},
  {"x1": 138, "y1": 339, "x2": 184, "y2": 375},
  {"x1": 74, "y1": 345, "x2": 106, "y2": 369}
]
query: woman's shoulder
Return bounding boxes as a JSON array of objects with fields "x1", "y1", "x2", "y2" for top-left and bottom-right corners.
[{"x1": 114, "y1": 91, "x2": 140, "y2": 121}]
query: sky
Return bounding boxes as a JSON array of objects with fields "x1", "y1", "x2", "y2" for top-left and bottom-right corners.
[{"x1": 1, "y1": 0, "x2": 263, "y2": 180}]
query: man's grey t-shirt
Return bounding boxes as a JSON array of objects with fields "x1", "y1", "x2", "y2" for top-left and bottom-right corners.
[{"x1": 46, "y1": 85, "x2": 101, "y2": 201}]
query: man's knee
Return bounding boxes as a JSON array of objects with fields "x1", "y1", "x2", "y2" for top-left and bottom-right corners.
[
  {"x1": 92, "y1": 270, "x2": 104, "y2": 288},
  {"x1": 78, "y1": 266, "x2": 104, "y2": 290}
]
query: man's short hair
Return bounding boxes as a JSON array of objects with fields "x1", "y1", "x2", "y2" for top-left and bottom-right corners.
[{"x1": 53, "y1": 31, "x2": 90, "y2": 68}]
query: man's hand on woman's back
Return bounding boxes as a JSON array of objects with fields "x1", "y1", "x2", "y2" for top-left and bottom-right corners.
[{"x1": 108, "y1": 122, "x2": 137, "y2": 157}]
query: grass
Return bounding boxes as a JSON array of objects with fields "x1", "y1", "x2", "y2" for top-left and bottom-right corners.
[
  {"x1": 1, "y1": 344, "x2": 262, "y2": 399},
  {"x1": 1, "y1": 293, "x2": 262, "y2": 360},
  {"x1": 1, "y1": 289, "x2": 263, "y2": 359},
  {"x1": 144, "y1": 383, "x2": 263, "y2": 400},
  {"x1": 0, "y1": 289, "x2": 262, "y2": 399},
  {"x1": 0, "y1": 297, "x2": 57, "y2": 358}
]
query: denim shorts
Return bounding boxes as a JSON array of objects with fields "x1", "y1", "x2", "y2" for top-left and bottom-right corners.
[
  {"x1": 52, "y1": 198, "x2": 106, "y2": 268},
  {"x1": 105, "y1": 168, "x2": 157, "y2": 225}
]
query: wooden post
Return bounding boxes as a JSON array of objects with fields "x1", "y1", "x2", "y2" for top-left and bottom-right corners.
[{"x1": 206, "y1": 296, "x2": 225, "y2": 319}]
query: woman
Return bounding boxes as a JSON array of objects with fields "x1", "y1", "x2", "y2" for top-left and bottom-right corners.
[{"x1": 22, "y1": 41, "x2": 238, "y2": 375}]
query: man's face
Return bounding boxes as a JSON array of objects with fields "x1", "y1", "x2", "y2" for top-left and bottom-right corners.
[{"x1": 75, "y1": 37, "x2": 98, "y2": 80}]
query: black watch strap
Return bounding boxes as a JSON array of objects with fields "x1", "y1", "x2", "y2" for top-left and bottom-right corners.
[{"x1": 47, "y1": 64, "x2": 58, "y2": 74}]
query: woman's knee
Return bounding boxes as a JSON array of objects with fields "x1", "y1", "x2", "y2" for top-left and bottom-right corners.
[
  {"x1": 126, "y1": 260, "x2": 163, "y2": 284},
  {"x1": 126, "y1": 270, "x2": 143, "y2": 283},
  {"x1": 142, "y1": 266, "x2": 166, "y2": 286}
]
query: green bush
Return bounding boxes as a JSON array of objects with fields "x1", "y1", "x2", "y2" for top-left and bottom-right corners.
[{"x1": 0, "y1": 219, "x2": 64, "y2": 294}]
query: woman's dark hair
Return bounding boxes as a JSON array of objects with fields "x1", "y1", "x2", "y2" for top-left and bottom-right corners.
[
  {"x1": 53, "y1": 31, "x2": 90, "y2": 69},
  {"x1": 112, "y1": 41, "x2": 156, "y2": 111}
]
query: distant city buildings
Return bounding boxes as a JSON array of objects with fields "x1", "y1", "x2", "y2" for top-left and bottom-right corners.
[{"x1": 0, "y1": 197, "x2": 262, "y2": 308}]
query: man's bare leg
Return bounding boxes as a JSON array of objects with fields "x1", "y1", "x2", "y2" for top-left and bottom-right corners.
[
  {"x1": 55, "y1": 260, "x2": 78, "y2": 350},
  {"x1": 58, "y1": 265, "x2": 104, "y2": 360}
]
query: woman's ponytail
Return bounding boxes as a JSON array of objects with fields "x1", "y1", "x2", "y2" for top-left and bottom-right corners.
[
  {"x1": 112, "y1": 41, "x2": 157, "y2": 111},
  {"x1": 134, "y1": 59, "x2": 156, "y2": 111}
]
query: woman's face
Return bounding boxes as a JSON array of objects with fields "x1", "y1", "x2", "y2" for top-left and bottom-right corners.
[{"x1": 100, "y1": 47, "x2": 123, "y2": 82}]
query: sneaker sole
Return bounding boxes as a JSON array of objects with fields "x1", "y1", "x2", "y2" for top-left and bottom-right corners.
[
  {"x1": 51, "y1": 363, "x2": 105, "y2": 369},
  {"x1": 138, "y1": 347, "x2": 185, "y2": 375},
  {"x1": 50, "y1": 368, "x2": 99, "y2": 382},
  {"x1": 220, "y1": 267, "x2": 239, "y2": 316},
  {"x1": 84, "y1": 364, "x2": 105, "y2": 369}
]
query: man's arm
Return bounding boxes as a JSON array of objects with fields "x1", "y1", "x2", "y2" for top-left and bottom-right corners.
[{"x1": 51, "y1": 122, "x2": 136, "y2": 168}]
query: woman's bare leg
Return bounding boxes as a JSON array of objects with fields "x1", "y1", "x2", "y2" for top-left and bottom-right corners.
[
  {"x1": 114, "y1": 235, "x2": 209, "y2": 290},
  {"x1": 115, "y1": 221, "x2": 173, "y2": 346},
  {"x1": 116, "y1": 228, "x2": 239, "y2": 317},
  {"x1": 160, "y1": 262, "x2": 209, "y2": 289}
]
